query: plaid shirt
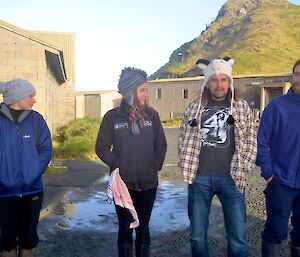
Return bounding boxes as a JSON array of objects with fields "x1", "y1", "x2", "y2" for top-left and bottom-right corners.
[{"x1": 178, "y1": 97, "x2": 257, "y2": 192}]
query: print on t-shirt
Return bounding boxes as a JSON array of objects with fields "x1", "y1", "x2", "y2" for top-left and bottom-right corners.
[{"x1": 201, "y1": 106, "x2": 231, "y2": 148}]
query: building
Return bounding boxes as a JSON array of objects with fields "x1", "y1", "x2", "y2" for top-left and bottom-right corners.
[
  {"x1": 148, "y1": 73, "x2": 292, "y2": 120},
  {"x1": 0, "y1": 19, "x2": 75, "y2": 133},
  {"x1": 75, "y1": 73, "x2": 292, "y2": 120},
  {"x1": 75, "y1": 90, "x2": 121, "y2": 118}
]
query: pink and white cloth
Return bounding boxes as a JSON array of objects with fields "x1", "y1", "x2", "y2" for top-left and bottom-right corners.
[{"x1": 107, "y1": 168, "x2": 139, "y2": 229}]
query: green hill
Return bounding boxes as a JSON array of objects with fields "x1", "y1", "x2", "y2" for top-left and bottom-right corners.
[{"x1": 150, "y1": 0, "x2": 300, "y2": 79}]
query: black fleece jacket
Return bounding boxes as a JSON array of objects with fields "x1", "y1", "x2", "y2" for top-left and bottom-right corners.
[{"x1": 95, "y1": 104, "x2": 167, "y2": 191}]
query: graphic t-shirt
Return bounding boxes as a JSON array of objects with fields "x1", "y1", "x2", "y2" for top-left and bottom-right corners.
[{"x1": 197, "y1": 99, "x2": 235, "y2": 176}]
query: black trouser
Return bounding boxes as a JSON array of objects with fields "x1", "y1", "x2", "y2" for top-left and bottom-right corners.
[
  {"x1": 115, "y1": 187, "x2": 157, "y2": 244},
  {"x1": 0, "y1": 192, "x2": 43, "y2": 251}
]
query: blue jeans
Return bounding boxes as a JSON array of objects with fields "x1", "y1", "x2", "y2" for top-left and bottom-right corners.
[
  {"x1": 263, "y1": 179, "x2": 300, "y2": 246},
  {"x1": 188, "y1": 175, "x2": 247, "y2": 257}
]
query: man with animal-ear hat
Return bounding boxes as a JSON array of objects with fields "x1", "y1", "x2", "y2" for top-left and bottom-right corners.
[{"x1": 178, "y1": 57, "x2": 257, "y2": 257}]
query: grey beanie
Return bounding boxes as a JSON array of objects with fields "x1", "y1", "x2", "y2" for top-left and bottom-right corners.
[
  {"x1": 0, "y1": 78, "x2": 36, "y2": 105},
  {"x1": 117, "y1": 67, "x2": 148, "y2": 95}
]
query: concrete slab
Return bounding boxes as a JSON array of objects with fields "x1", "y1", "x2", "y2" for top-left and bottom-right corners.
[{"x1": 42, "y1": 160, "x2": 109, "y2": 210}]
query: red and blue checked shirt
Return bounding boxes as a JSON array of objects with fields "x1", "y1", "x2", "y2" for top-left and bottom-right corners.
[{"x1": 178, "y1": 97, "x2": 257, "y2": 192}]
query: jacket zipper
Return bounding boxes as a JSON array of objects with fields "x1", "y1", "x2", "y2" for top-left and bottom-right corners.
[{"x1": 16, "y1": 125, "x2": 23, "y2": 197}]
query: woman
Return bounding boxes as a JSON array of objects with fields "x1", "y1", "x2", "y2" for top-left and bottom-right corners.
[
  {"x1": 0, "y1": 78, "x2": 52, "y2": 257},
  {"x1": 96, "y1": 67, "x2": 167, "y2": 257}
]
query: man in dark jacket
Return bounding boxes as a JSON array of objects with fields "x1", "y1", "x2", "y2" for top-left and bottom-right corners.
[
  {"x1": 96, "y1": 67, "x2": 167, "y2": 257},
  {"x1": 0, "y1": 79, "x2": 52, "y2": 257},
  {"x1": 256, "y1": 59, "x2": 300, "y2": 257}
]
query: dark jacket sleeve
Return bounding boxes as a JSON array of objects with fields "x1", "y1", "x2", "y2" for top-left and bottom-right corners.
[
  {"x1": 37, "y1": 116, "x2": 52, "y2": 174},
  {"x1": 152, "y1": 110, "x2": 167, "y2": 170},
  {"x1": 95, "y1": 111, "x2": 119, "y2": 170}
]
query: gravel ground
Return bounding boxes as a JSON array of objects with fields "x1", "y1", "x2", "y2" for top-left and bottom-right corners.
[
  {"x1": 36, "y1": 128, "x2": 292, "y2": 257},
  {"x1": 37, "y1": 167, "x2": 291, "y2": 257}
]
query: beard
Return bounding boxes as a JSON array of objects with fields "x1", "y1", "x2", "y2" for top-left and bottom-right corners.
[
  {"x1": 210, "y1": 89, "x2": 228, "y2": 101},
  {"x1": 292, "y1": 83, "x2": 300, "y2": 95}
]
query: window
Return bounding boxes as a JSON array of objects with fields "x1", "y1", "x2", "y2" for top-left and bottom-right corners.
[
  {"x1": 182, "y1": 89, "x2": 188, "y2": 99},
  {"x1": 156, "y1": 88, "x2": 162, "y2": 99}
]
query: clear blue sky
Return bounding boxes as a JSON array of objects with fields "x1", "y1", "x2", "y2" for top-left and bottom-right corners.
[{"x1": 0, "y1": 0, "x2": 299, "y2": 91}]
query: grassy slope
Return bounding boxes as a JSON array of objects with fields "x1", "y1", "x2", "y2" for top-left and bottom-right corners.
[
  {"x1": 227, "y1": 2, "x2": 300, "y2": 74},
  {"x1": 156, "y1": 2, "x2": 300, "y2": 77}
]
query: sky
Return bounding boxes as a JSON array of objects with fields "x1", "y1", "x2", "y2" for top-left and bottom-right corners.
[{"x1": 1, "y1": 0, "x2": 299, "y2": 91}]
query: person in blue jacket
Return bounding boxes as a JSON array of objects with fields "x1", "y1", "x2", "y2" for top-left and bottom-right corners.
[
  {"x1": 256, "y1": 59, "x2": 300, "y2": 257},
  {"x1": 0, "y1": 79, "x2": 52, "y2": 257}
]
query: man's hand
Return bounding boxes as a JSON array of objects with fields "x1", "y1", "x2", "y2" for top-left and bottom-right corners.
[{"x1": 266, "y1": 175, "x2": 273, "y2": 185}]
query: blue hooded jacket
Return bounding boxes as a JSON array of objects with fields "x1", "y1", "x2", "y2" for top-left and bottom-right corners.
[
  {"x1": 256, "y1": 88, "x2": 300, "y2": 188},
  {"x1": 0, "y1": 103, "x2": 52, "y2": 197}
]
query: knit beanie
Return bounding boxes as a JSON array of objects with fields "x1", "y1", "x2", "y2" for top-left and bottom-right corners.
[
  {"x1": 0, "y1": 78, "x2": 36, "y2": 105},
  {"x1": 117, "y1": 67, "x2": 148, "y2": 106}
]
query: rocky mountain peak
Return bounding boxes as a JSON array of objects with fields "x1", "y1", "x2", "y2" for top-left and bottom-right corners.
[{"x1": 217, "y1": 0, "x2": 288, "y2": 19}]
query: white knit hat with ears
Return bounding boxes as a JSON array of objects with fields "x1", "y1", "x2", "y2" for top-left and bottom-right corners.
[{"x1": 189, "y1": 57, "x2": 235, "y2": 126}]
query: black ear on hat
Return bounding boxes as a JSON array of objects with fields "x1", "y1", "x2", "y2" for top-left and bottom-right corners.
[
  {"x1": 223, "y1": 56, "x2": 235, "y2": 66},
  {"x1": 223, "y1": 56, "x2": 232, "y2": 61},
  {"x1": 196, "y1": 59, "x2": 210, "y2": 65},
  {"x1": 196, "y1": 59, "x2": 210, "y2": 70}
]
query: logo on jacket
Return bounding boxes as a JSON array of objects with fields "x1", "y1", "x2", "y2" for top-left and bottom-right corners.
[
  {"x1": 114, "y1": 123, "x2": 128, "y2": 130},
  {"x1": 23, "y1": 135, "x2": 31, "y2": 139}
]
